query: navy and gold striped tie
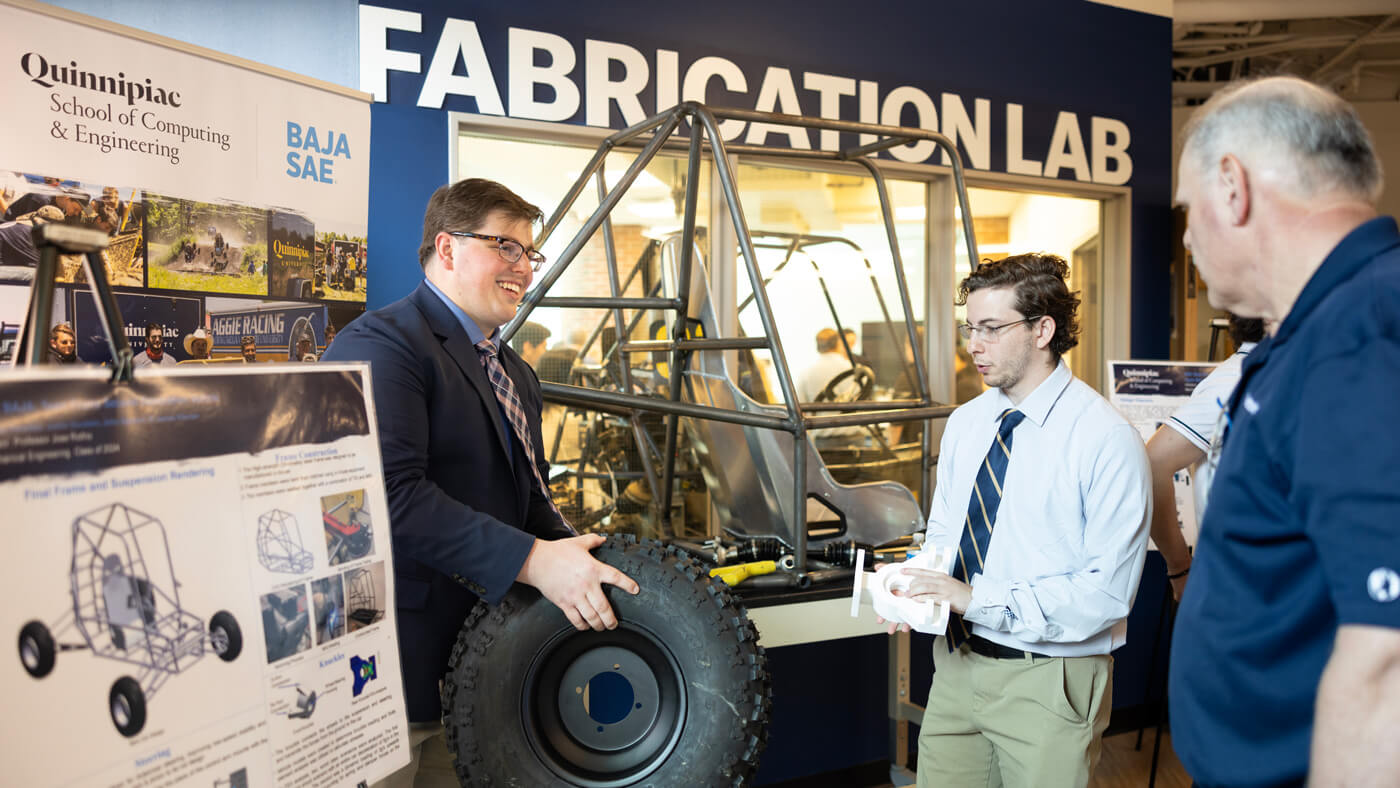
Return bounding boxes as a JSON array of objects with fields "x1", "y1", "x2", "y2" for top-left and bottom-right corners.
[{"x1": 948, "y1": 408, "x2": 1025, "y2": 650}]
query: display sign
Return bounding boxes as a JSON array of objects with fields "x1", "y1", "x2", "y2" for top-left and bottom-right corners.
[
  {"x1": 1107, "y1": 359, "x2": 1217, "y2": 548},
  {"x1": 72, "y1": 289, "x2": 203, "y2": 363},
  {"x1": 0, "y1": 364, "x2": 410, "y2": 787},
  {"x1": 210, "y1": 305, "x2": 327, "y2": 356},
  {"x1": 0, "y1": 1, "x2": 370, "y2": 303}
]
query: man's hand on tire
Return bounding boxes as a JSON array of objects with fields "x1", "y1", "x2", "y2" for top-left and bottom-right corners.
[{"x1": 517, "y1": 534, "x2": 640, "y2": 631}]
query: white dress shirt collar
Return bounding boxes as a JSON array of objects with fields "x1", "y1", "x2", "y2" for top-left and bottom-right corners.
[{"x1": 991, "y1": 358, "x2": 1073, "y2": 429}]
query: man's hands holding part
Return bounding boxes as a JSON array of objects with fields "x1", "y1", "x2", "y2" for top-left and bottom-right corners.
[
  {"x1": 877, "y1": 567, "x2": 973, "y2": 635},
  {"x1": 517, "y1": 533, "x2": 640, "y2": 631}
]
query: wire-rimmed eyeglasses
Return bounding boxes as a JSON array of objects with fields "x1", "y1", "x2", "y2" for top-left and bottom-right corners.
[
  {"x1": 957, "y1": 316, "x2": 1041, "y2": 343},
  {"x1": 448, "y1": 231, "x2": 547, "y2": 271}
]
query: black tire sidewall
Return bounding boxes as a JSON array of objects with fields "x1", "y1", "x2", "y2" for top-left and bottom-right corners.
[
  {"x1": 19, "y1": 620, "x2": 55, "y2": 678},
  {"x1": 445, "y1": 538, "x2": 768, "y2": 787},
  {"x1": 210, "y1": 610, "x2": 242, "y2": 662},
  {"x1": 110, "y1": 676, "x2": 146, "y2": 737}
]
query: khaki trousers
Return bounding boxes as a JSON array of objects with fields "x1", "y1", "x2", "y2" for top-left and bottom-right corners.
[{"x1": 916, "y1": 639, "x2": 1112, "y2": 788}]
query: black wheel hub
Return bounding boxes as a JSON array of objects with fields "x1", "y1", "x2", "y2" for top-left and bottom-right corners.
[{"x1": 523, "y1": 624, "x2": 685, "y2": 787}]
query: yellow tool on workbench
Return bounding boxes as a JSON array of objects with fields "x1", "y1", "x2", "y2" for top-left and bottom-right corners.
[{"x1": 709, "y1": 560, "x2": 777, "y2": 586}]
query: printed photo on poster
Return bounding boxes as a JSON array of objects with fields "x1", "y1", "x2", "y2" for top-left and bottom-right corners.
[
  {"x1": 261, "y1": 585, "x2": 312, "y2": 664},
  {"x1": 311, "y1": 574, "x2": 346, "y2": 645},
  {"x1": 315, "y1": 232, "x2": 367, "y2": 303},
  {"x1": 0, "y1": 172, "x2": 146, "y2": 287},
  {"x1": 344, "y1": 562, "x2": 386, "y2": 633},
  {"x1": 321, "y1": 489, "x2": 373, "y2": 567},
  {"x1": 269, "y1": 211, "x2": 315, "y2": 300},
  {"x1": 145, "y1": 193, "x2": 268, "y2": 295},
  {"x1": 73, "y1": 289, "x2": 203, "y2": 365}
]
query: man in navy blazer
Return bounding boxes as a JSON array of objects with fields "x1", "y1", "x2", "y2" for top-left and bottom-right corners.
[{"x1": 323, "y1": 178, "x2": 638, "y2": 783}]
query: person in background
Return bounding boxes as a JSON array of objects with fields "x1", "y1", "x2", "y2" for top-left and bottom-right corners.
[
  {"x1": 841, "y1": 327, "x2": 873, "y2": 369},
  {"x1": 241, "y1": 335, "x2": 258, "y2": 363},
  {"x1": 1143, "y1": 314, "x2": 1265, "y2": 599},
  {"x1": 182, "y1": 328, "x2": 212, "y2": 361},
  {"x1": 133, "y1": 322, "x2": 174, "y2": 367},
  {"x1": 48, "y1": 322, "x2": 76, "y2": 364},
  {"x1": 1169, "y1": 74, "x2": 1400, "y2": 786},
  {"x1": 510, "y1": 320, "x2": 551, "y2": 368},
  {"x1": 798, "y1": 327, "x2": 867, "y2": 446}
]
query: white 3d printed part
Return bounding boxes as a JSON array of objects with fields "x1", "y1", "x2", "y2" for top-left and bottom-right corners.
[{"x1": 850, "y1": 546, "x2": 956, "y2": 635}]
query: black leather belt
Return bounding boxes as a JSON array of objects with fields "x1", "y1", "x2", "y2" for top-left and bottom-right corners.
[{"x1": 967, "y1": 635, "x2": 1047, "y2": 660}]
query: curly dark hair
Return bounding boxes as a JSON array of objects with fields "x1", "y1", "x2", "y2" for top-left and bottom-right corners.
[{"x1": 956, "y1": 253, "x2": 1081, "y2": 357}]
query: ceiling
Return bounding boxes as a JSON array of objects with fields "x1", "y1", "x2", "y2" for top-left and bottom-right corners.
[{"x1": 1173, "y1": 2, "x2": 1400, "y2": 103}]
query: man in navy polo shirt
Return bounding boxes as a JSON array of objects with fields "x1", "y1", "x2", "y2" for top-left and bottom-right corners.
[{"x1": 1170, "y1": 75, "x2": 1400, "y2": 786}]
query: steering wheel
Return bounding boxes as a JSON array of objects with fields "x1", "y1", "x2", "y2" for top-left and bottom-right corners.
[{"x1": 816, "y1": 364, "x2": 875, "y2": 403}]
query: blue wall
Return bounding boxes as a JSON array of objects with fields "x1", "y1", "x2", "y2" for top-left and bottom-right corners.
[{"x1": 362, "y1": 0, "x2": 1173, "y2": 357}]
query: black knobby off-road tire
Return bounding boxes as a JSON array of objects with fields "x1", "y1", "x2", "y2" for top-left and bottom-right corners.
[{"x1": 442, "y1": 536, "x2": 771, "y2": 787}]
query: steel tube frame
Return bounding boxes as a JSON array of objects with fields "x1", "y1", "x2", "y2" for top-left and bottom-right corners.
[
  {"x1": 659, "y1": 122, "x2": 705, "y2": 525},
  {"x1": 511, "y1": 101, "x2": 978, "y2": 568}
]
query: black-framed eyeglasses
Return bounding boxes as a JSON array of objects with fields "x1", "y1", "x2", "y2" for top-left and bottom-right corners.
[
  {"x1": 957, "y1": 316, "x2": 1041, "y2": 343},
  {"x1": 448, "y1": 231, "x2": 547, "y2": 271}
]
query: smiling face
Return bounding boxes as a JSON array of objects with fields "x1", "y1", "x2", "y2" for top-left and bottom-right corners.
[
  {"x1": 146, "y1": 327, "x2": 163, "y2": 352},
  {"x1": 51, "y1": 330, "x2": 75, "y2": 356},
  {"x1": 431, "y1": 209, "x2": 535, "y2": 336}
]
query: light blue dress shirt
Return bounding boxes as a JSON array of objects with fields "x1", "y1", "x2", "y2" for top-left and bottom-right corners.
[
  {"x1": 925, "y1": 360, "x2": 1151, "y2": 656},
  {"x1": 423, "y1": 277, "x2": 513, "y2": 462}
]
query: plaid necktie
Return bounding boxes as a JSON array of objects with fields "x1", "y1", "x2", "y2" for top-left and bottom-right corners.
[
  {"x1": 475, "y1": 338, "x2": 574, "y2": 533},
  {"x1": 948, "y1": 408, "x2": 1025, "y2": 650}
]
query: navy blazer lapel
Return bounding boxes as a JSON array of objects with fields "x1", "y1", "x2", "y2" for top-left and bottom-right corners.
[{"x1": 409, "y1": 283, "x2": 513, "y2": 463}]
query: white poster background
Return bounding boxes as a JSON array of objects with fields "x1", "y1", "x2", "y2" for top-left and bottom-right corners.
[
  {"x1": 0, "y1": 306, "x2": 404, "y2": 782},
  {"x1": 0, "y1": 0, "x2": 369, "y2": 235}
]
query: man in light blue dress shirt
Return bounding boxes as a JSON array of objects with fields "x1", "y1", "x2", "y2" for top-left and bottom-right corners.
[{"x1": 897, "y1": 253, "x2": 1151, "y2": 787}]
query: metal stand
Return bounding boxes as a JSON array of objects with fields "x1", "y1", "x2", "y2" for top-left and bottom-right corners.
[{"x1": 16, "y1": 223, "x2": 133, "y2": 380}]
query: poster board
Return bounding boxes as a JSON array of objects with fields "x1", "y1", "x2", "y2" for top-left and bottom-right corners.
[
  {"x1": 0, "y1": 364, "x2": 410, "y2": 786},
  {"x1": 0, "y1": 0, "x2": 370, "y2": 306},
  {"x1": 1107, "y1": 359, "x2": 1217, "y2": 549}
]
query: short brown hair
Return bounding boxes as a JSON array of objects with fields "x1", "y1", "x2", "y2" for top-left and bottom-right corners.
[
  {"x1": 418, "y1": 178, "x2": 543, "y2": 268},
  {"x1": 816, "y1": 328, "x2": 840, "y2": 353},
  {"x1": 957, "y1": 253, "x2": 1081, "y2": 357},
  {"x1": 50, "y1": 322, "x2": 74, "y2": 341}
]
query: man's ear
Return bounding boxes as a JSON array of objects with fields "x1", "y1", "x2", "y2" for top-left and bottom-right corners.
[
  {"x1": 434, "y1": 232, "x2": 456, "y2": 269},
  {"x1": 1219, "y1": 154, "x2": 1252, "y2": 226},
  {"x1": 1034, "y1": 315, "x2": 1057, "y2": 351}
]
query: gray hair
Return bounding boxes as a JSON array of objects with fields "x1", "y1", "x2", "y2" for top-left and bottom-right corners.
[{"x1": 1181, "y1": 75, "x2": 1382, "y2": 203}]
